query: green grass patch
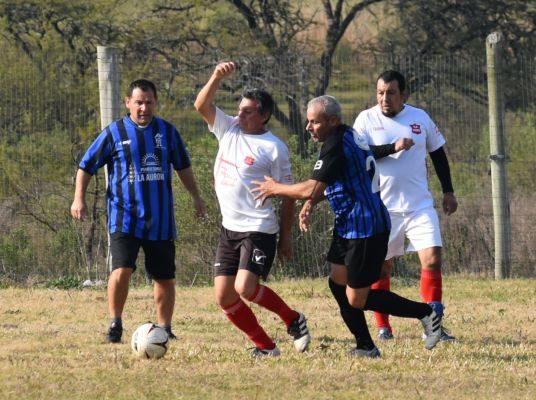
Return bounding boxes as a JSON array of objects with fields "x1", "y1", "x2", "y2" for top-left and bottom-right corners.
[{"x1": 0, "y1": 277, "x2": 534, "y2": 399}]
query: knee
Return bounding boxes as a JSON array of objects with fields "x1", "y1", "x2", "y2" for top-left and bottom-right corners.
[
  {"x1": 422, "y1": 256, "x2": 442, "y2": 271},
  {"x1": 234, "y1": 281, "x2": 256, "y2": 300},
  {"x1": 109, "y1": 268, "x2": 131, "y2": 284},
  {"x1": 347, "y1": 294, "x2": 366, "y2": 310}
]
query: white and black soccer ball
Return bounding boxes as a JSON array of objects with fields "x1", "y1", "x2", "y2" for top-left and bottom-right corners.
[{"x1": 131, "y1": 323, "x2": 169, "y2": 359}]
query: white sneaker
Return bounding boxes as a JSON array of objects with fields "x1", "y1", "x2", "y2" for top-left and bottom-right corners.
[
  {"x1": 420, "y1": 310, "x2": 442, "y2": 350},
  {"x1": 287, "y1": 312, "x2": 311, "y2": 352},
  {"x1": 251, "y1": 345, "x2": 281, "y2": 357}
]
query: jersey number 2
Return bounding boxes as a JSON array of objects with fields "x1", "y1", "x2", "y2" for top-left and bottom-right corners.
[{"x1": 366, "y1": 155, "x2": 380, "y2": 193}]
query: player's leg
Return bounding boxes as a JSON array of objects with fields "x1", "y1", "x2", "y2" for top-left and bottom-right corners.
[
  {"x1": 106, "y1": 233, "x2": 140, "y2": 343},
  {"x1": 144, "y1": 239, "x2": 177, "y2": 338},
  {"x1": 326, "y1": 235, "x2": 378, "y2": 357},
  {"x1": 347, "y1": 231, "x2": 442, "y2": 351},
  {"x1": 371, "y1": 213, "x2": 406, "y2": 339},
  {"x1": 371, "y1": 260, "x2": 393, "y2": 340},
  {"x1": 235, "y1": 232, "x2": 310, "y2": 352},
  {"x1": 408, "y1": 208, "x2": 455, "y2": 341},
  {"x1": 214, "y1": 228, "x2": 278, "y2": 356}
]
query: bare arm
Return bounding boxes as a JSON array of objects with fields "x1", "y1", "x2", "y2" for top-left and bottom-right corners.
[
  {"x1": 70, "y1": 169, "x2": 92, "y2": 220},
  {"x1": 194, "y1": 62, "x2": 236, "y2": 127},
  {"x1": 252, "y1": 177, "x2": 326, "y2": 203},
  {"x1": 176, "y1": 167, "x2": 206, "y2": 217}
]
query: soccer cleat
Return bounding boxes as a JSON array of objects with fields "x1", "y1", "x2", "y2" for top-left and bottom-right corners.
[
  {"x1": 378, "y1": 327, "x2": 394, "y2": 341},
  {"x1": 164, "y1": 326, "x2": 177, "y2": 340},
  {"x1": 287, "y1": 312, "x2": 311, "y2": 352},
  {"x1": 106, "y1": 321, "x2": 123, "y2": 343},
  {"x1": 423, "y1": 302, "x2": 455, "y2": 342},
  {"x1": 251, "y1": 345, "x2": 281, "y2": 357},
  {"x1": 420, "y1": 310, "x2": 442, "y2": 350},
  {"x1": 423, "y1": 326, "x2": 456, "y2": 342},
  {"x1": 350, "y1": 346, "x2": 381, "y2": 358}
]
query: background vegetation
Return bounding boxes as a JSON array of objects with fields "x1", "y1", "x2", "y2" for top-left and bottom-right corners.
[{"x1": 0, "y1": 0, "x2": 535, "y2": 285}]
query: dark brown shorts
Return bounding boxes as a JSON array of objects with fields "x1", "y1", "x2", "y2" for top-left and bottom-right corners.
[{"x1": 214, "y1": 227, "x2": 277, "y2": 280}]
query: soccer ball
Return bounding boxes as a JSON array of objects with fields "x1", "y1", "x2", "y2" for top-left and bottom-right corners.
[{"x1": 131, "y1": 323, "x2": 169, "y2": 359}]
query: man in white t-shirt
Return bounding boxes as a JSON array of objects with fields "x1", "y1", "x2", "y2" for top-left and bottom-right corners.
[
  {"x1": 194, "y1": 61, "x2": 311, "y2": 357},
  {"x1": 353, "y1": 70, "x2": 458, "y2": 341}
]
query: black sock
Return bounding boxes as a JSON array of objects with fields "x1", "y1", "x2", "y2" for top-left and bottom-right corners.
[
  {"x1": 328, "y1": 278, "x2": 375, "y2": 350},
  {"x1": 111, "y1": 317, "x2": 122, "y2": 326},
  {"x1": 364, "y1": 289, "x2": 431, "y2": 319}
]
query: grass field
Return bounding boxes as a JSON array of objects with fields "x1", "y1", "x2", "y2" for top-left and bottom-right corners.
[{"x1": 0, "y1": 277, "x2": 534, "y2": 399}]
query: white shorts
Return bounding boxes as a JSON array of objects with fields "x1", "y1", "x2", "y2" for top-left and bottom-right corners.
[{"x1": 385, "y1": 207, "x2": 442, "y2": 260}]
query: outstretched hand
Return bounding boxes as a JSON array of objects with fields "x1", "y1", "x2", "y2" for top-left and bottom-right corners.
[{"x1": 251, "y1": 176, "x2": 279, "y2": 205}]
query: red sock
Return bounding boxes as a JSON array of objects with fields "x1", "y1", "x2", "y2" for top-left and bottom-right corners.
[
  {"x1": 420, "y1": 269, "x2": 442, "y2": 303},
  {"x1": 221, "y1": 299, "x2": 275, "y2": 350},
  {"x1": 371, "y1": 276, "x2": 392, "y2": 332},
  {"x1": 247, "y1": 284, "x2": 299, "y2": 327}
]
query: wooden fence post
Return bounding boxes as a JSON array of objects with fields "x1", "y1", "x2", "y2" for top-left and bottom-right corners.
[{"x1": 486, "y1": 32, "x2": 511, "y2": 279}]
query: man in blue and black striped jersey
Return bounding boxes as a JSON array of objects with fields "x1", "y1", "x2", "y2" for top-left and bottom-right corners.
[
  {"x1": 253, "y1": 95, "x2": 444, "y2": 357},
  {"x1": 71, "y1": 79, "x2": 206, "y2": 343}
]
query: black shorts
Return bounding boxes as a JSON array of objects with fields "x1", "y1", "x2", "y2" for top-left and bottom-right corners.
[
  {"x1": 326, "y1": 231, "x2": 389, "y2": 289},
  {"x1": 110, "y1": 232, "x2": 176, "y2": 280},
  {"x1": 214, "y1": 227, "x2": 277, "y2": 280}
]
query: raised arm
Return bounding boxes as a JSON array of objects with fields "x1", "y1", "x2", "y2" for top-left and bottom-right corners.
[{"x1": 194, "y1": 62, "x2": 236, "y2": 127}]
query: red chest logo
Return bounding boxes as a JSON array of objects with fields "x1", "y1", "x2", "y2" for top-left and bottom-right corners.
[
  {"x1": 244, "y1": 156, "x2": 255, "y2": 165},
  {"x1": 410, "y1": 123, "x2": 422, "y2": 134}
]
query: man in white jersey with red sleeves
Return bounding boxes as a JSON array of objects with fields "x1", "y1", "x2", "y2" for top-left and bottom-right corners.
[
  {"x1": 353, "y1": 70, "x2": 458, "y2": 341},
  {"x1": 194, "y1": 61, "x2": 311, "y2": 357}
]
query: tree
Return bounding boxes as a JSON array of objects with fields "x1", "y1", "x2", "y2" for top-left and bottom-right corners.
[
  {"x1": 201, "y1": 0, "x2": 386, "y2": 157},
  {"x1": 369, "y1": 0, "x2": 536, "y2": 109}
]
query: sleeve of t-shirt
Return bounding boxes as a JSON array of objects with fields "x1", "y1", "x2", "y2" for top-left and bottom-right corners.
[
  {"x1": 352, "y1": 112, "x2": 372, "y2": 143},
  {"x1": 425, "y1": 113, "x2": 446, "y2": 153},
  {"x1": 210, "y1": 107, "x2": 236, "y2": 141},
  {"x1": 270, "y1": 140, "x2": 294, "y2": 185},
  {"x1": 311, "y1": 133, "x2": 344, "y2": 185},
  {"x1": 78, "y1": 128, "x2": 113, "y2": 175},
  {"x1": 170, "y1": 125, "x2": 192, "y2": 171}
]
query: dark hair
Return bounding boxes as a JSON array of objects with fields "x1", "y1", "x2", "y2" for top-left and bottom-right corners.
[
  {"x1": 242, "y1": 88, "x2": 274, "y2": 124},
  {"x1": 377, "y1": 70, "x2": 406, "y2": 93},
  {"x1": 128, "y1": 79, "x2": 157, "y2": 99}
]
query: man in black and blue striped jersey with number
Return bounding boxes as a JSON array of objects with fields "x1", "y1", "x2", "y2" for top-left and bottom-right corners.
[
  {"x1": 253, "y1": 95, "x2": 443, "y2": 357},
  {"x1": 71, "y1": 79, "x2": 206, "y2": 343}
]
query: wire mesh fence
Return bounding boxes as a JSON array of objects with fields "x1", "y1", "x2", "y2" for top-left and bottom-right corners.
[{"x1": 0, "y1": 47, "x2": 535, "y2": 285}]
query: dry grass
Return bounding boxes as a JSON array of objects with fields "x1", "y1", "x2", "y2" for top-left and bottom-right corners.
[{"x1": 0, "y1": 277, "x2": 535, "y2": 399}]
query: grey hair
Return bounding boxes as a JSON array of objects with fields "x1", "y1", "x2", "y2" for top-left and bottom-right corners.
[{"x1": 307, "y1": 95, "x2": 342, "y2": 120}]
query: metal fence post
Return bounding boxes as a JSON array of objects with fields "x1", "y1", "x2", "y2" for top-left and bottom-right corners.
[
  {"x1": 486, "y1": 33, "x2": 511, "y2": 279},
  {"x1": 97, "y1": 46, "x2": 121, "y2": 272}
]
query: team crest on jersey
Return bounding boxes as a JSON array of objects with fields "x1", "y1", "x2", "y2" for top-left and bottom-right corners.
[
  {"x1": 154, "y1": 133, "x2": 164, "y2": 148},
  {"x1": 410, "y1": 123, "x2": 422, "y2": 134},
  {"x1": 244, "y1": 156, "x2": 255, "y2": 165}
]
